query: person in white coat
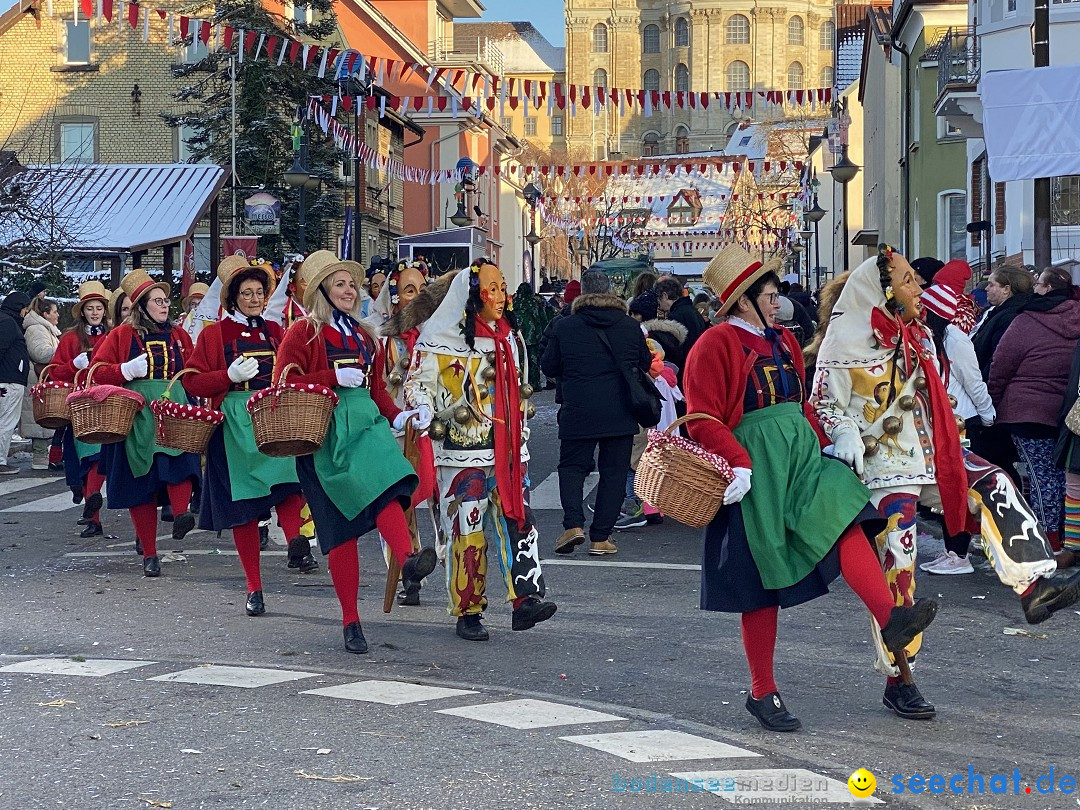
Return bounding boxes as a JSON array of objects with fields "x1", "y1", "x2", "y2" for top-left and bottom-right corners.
[{"x1": 21, "y1": 297, "x2": 62, "y2": 470}]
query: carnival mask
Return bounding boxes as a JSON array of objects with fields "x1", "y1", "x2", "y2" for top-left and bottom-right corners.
[
  {"x1": 394, "y1": 267, "x2": 427, "y2": 312},
  {"x1": 478, "y1": 263, "x2": 507, "y2": 322},
  {"x1": 886, "y1": 253, "x2": 922, "y2": 323},
  {"x1": 369, "y1": 272, "x2": 386, "y2": 301}
]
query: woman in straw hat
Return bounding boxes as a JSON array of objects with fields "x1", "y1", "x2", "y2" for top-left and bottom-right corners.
[
  {"x1": 51, "y1": 281, "x2": 112, "y2": 537},
  {"x1": 682, "y1": 244, "x2": 937, "y2": 732},
  {"x1": 92, "y1": 269, "x2": 202, "y2": 576},
  {"x1": 275, "y1": 250, "x2": 426, "y2": 654},
  {"x1": 178, "y1": 281, "x2": 212, "y2": 344},
  {"x1": 181, "y1": 257, "x2": 311, "y2": 616},
  {"x1": 107, "y1": 287, "x2": 132, "y2": 329}
]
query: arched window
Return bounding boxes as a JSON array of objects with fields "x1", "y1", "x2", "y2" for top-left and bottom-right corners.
[
  {"x1": 593, "y1": 68, "x2": 608, "y2": 88},
  {"x1": 820, "y1": 20, "x2": 835, "y2": 51},
  {"x1": 726, "y1": 60, "x2": 750, "y2": 92},
  {"x1": 788, "y1": 16, "x2": 804, "y2": 46},
  {"x1": 592, "y1": 23, "x2": 608, "y2": 53},
  {"x1": 675, "y1": 17, "x2": 690, "y2": 47},
  {"x1": 675, "y1": 63, "x2": 689, "y2": 92},
  {"x1": 675, "y1": 126, "x2": 690, "y2": 154},
  {"x1": 643, "y1": 133, "x2": 660, "y2": 157},
  {"x1": 787, "y1": 61, "x2": 804, "y2": 90},
  {"x1": 820, "y1": 66, "x2": 835, "y2": 88},
  {"x1": 643, "y1": 69, "x2": 660, "y2": 91},
  {"x1": 643, "y1": 24, "x2": 660, "y2": 54},
  {"x1": 726, "y1": 14, "x2": 750, "y2": 44}
]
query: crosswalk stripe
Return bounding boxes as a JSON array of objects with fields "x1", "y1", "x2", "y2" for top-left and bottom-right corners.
[
  {"x1": 436, "y1": 698, "x2": 624, "y2": 729},
  {"x1": 540, "y1": 559, "x2": 700, "y2": 571},
  {"x1": 0, "y1": 477, "x2": 63, "y2": 498},
  {"x1": 64, "y1": 549, "x2": 287, "y2": 557},
  {"x1": 560, "y1": 730, "x2": 760, "y2": 763},
  {"x1": 529, "y1": 471, "x2": 599, "y2": 511},
  {"x1": 0, "y1": 658, "x2": 154, "y2": 677},
  {"x1": 302, "y1": 680, "x2": 476, "y2": 705},
  {"x1": 148, "y1": 665, "x2": 319, "y2": 688}
]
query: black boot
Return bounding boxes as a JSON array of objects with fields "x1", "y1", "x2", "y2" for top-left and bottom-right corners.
[
  {"x1": 70, "y1": 485, "x2": 83, "y2": 505},
  {"x1": 245, "y1": 590, "x2": 265, "y2": 616},
  {"x1": 511, "y1": 596, "x2": 558, "y2": 631},
  {"x1": 400, "y1": 547, "x2": 437, "y2": 586},
  {"x1": 287, "y1": 536, "x2": 318, "y2": 573},
  {"x1": 880, "y1": 598, "x2": 938, "y2": 653},
  {"x1": 883, "y1": 681, "x2": 936, "y2": 719},
  {"x1": 456, "y1": 614, "x2": 489, "y2": 641},
  {"x1": 134, "y1": 538, "x2": 143, "y2": 556},
  {"x1": 1022, "y1": 571, "x2": 1080, "y2": 624},
  {"x1": 343, "y1": 621, "x2": 368, "y2": 654},
  {"x1": 258, "y1": 523, "x2": 270, "y2": 551},
  {"x1": 79, "y1": 521, "x2": 102, "y2": 538},
  {"x1": 172, "y1": 511, "x2": 196, "y2": 541},
  {"x1": 81, "y1": 492, "x2": 103, "y2": 524},
  {"x1": 143, "y1": 556, "x2": 161, "y2": 577},
  {"x1": 396, "y1": 581, "x2": 422, "y2": 606},
  {"x1": 745, "y1": 691, "x2": 801, "y2": 732},
  {"x1": 160, "y1": 505, "x2": 173, "y2": 522}
]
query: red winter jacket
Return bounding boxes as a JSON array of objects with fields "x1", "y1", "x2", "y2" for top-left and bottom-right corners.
[
  {"x1": 50, "y1": 330, "x2": 106, "y2": 383},
  {"x1": 91, "y1": 324, "x2": 194, "y2": 386},
  {"x1": 182, "y1": 318, "x2": 285, "y2": 409}
]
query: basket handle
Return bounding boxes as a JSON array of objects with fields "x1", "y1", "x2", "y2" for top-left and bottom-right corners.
[
  {"x1": 85, "y1": 361, "x2": 108, "y2": 388},
  {"x1": 38, "y1": 364, "x2": 56, "y2": 385},
  {"x1": 663, "y1": 412, "x2": 723, "y2": 437},
  {"x1": 276, "y1": 362, "x2": 301, "y2": 386},
  {"x1": 163, "y1": 367, "x2": 197, "y2": 401}
]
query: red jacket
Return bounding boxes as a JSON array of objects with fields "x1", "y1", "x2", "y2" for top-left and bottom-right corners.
[
  {"x1": 50, "y1": 330, "x2": 106, "y2": 383},
  {"x1": 683, "y1": 322, "x2": 825, "y2": 469},
  {"x1": 274, "y1": 319, "x2": 400, "y2": 422},
  {"x1": 91, "y1": 323, "x2": 194, "y2": 387},
  {"x1": 182, "y1": 318, "x2": 285, "y2": 409}
]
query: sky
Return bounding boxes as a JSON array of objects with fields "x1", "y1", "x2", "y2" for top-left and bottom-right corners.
[{"x1": 479, "y1": 0, "x2": 565, "y2": 47}]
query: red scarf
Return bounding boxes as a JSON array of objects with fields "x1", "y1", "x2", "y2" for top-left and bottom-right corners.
[
  {"x1": 871, "y1": 308, "x2": 967, "y2": 535},
  {"x1": 473, "y1": 316, "x2": 527, "y2": 531}
]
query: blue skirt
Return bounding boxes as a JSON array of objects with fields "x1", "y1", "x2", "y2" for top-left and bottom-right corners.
[
  {"x1": 199, "y1": 426, "x2": 301, "y2": 532},
  {"x1": 101, "y1": 440, "x2": 201, "y2": 510},
  {"x1": 62, "y1": 428, "x2": 101, "y2": 489}
]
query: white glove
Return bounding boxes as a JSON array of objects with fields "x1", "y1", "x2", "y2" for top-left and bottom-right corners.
[
  {"x1": 227, "y1": 355, "x2": 260, "y2": 384},
  {"x1": 393, "y1": 409, "x2": 419, "y2": 431},
  {"x1": 724, "y1": 467, "x2": 752, "y2": 505},
  {"x1": 335, "y1": 367, "x2": 366, "y2": 388},
  {"x1": 832, "y1": 428, "x2": 865, "y2": 476},
  {"x1": 121, "y1": 353, "x2": 149, "y2": 381},
  {"x1": 413, "y1": 404, "x2": 433, "y2": 430},
  {"x1": 72, "y1": 352, "x2": 90, "y2": 370}
]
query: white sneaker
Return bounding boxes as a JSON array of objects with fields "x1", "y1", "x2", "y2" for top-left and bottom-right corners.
[
  {"x1": 923, "y1": 551, "x2": 975, "y2": 575},
  {"x1": 919, "y1": 550, "x2": 951, "y2": 572},
  {"x1": 10, "y1": 433, "x2": 28, "y2": 445}
]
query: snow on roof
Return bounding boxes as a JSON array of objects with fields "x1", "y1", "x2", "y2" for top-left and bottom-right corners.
[
  {"x1": 604, "y1": 164, "x2": 736, "y2": 235},
  {"x1": 454, "y1": 21, "x2": 564, "y2": 73}
]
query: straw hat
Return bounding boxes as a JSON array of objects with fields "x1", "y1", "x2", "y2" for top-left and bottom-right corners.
[
  {"x1": 182, "y1": 282, "x2": 210, "y2": 311},
  {"x1": 215, "y1": 256, "x2": 276, "y2": 309},
  {"x1": 703, "y1": 244, "x2": 783, "y2": 315},
  {"x1": 71, "y1": 280, "x2": 109, "y2": 321},
  {"x1": 298, "y1": 249, "x2": 364, "y2": 312},
  {"x1": 107, "y1": 287, "x2": 126, "y2": 323},
  {"x1": 119, "y1": 268, "x2": 170, "y2": 308}
]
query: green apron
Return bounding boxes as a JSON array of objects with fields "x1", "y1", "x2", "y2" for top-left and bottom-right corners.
[
  {"x1": 221, "y1": 390, "x2": 299, "y2": 501},
  {"x1": 312, "y1": 387, "x2": 415, "y2": 521},
  {"x1": 74, "y1": 435, "x2": 99, "y2": 461},
  {"x1": 733, "y1": 402, "x2": 872, "y2": 591},
  {"x1": 125, "y1": 379, "x2": 185, "y2": 478}
]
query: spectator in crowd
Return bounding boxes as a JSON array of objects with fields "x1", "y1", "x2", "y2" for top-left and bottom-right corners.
[
  {"x1": 630, "y1": 272, "x2": 657, "y2": 302},
  {"x1": 27, "y1": 281, "x2": 47, "y2": 301},
  {"x1": 0, "y1": 292, "x2": 31, "y2": 475},
  {"x1": 910, "y1": 257, "x2": 944, "y2": 287},
  {"x1": 786, "y1": 282, "x2": 813, "y2": 311},
  {"x1": 989, "y1": 266, "x2": 1080, "y2": 550},
  {"x1": 538, "y1": 279, "x2": 580, "y2": 392},
  {"x1": 776, "y1": 294, "x2": 814, "y2": 347},
  {"x1": 21, "y1": 297, "x2": 61, "y2": 470},
  {"x1": 654, "y1": 277, "x2": 708, "y2": 372},
  {"x1": 512, "y1": 282, "x2": 555, "y2": 390},
  {"x1": 543, "y1": 269, "x2": 651, "y2": 557}
]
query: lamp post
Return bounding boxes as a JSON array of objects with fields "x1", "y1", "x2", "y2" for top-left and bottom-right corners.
[
  {"x1": 828, "y1": 99, "x2": 859, "y2": 276},
  {"x1": 340, "y1": 63, "x2": 372, "y2": 263},
  {"x1": 523, "y1": 182, "x2": 542, "y2": 284},
  {"x1": 798, "y1": 227, "x2": 814, "y2": 287},
  {"x1": 804, "y1": 195, "x2": 827, "y2": 289},
  {"x1": 283, "y1": 126, "x2": 321, "y2": 254}
]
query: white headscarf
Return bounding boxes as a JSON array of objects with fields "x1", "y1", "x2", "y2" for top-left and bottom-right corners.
[{"x1": 414, "y1": 269, "x2": 473, "y2": 356}]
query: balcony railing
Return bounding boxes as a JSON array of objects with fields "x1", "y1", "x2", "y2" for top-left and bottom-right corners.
[
  {"x1": 937, "y1": 27, "x2": 980, "y2": 96},
  {"x1": 429, "y1": 37, "x2": 505, "y2": 77}
]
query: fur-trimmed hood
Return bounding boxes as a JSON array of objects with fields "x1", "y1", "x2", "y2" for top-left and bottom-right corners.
[
  {"x1": 380, "y1": 270, "x2": 460, "y2": 338},
  {"x1": 642, "y1": 318, "x2": 688, "y2": 345},
  {"x1": 570, "y1": 292, "x2": 628, "y2": 314}
]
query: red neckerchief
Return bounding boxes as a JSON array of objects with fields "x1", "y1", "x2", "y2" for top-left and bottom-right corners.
[
  {"x1": 472, "y1": 316, "x2": 526, "y2": 531},
  {"x1": 401, "y1": 326, "x2": 421, "y2": 357},
  {"x1": 870, "y1": 308, "x2": 967, "y2": 535}
]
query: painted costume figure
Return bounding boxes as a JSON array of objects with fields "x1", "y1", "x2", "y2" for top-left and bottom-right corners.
[
  {"x1": 404, "y1": 259, "x2": 557, "y2": 641},
  {"x1": 811, "y1": 247, "x2": 1080, "y2": 719}
]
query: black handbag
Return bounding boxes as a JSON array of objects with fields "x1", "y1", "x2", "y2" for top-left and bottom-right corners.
[{"x1": 592, "y1": 327, "x2": 662, "y2": 428}]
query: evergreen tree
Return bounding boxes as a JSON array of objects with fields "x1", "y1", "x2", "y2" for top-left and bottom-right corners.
[{"x1": 163, "y1": 0, "x2": 344, "y2": 259}]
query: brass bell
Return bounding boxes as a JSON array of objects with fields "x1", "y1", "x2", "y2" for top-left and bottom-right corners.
[
  {"x1": 485, "y1": 352, "x2": 496, "y2": 365},
  {"x1": 387, "y1": 371, "x2": 403, "y2": 387},
  {"x1": 428, "y1": 421, "x2": 447, "y2": 439},
  {"x1": 913, "y1": 376, "x2": 928, "y2": 391},
  {"x1": 955, "y1": 415, "x2": 966, "y2": 432},
  {"x1": 481, "y1": 366, "x2": 496, "y2": 382},
  {"x1": 882, "y1": 416, "x2": 902, "y2": 436},
  {"x1": 948, "y1": 394, "x2": 958, "y2": 409},
  {"x1": 525, "y1": 402, "x2": 536, "y2": 419},
  {"x1": 519, "y1": 383, "x2": 535, "y2": 400},
  {"x1": 479, "y1": 387, "x2": 489, "y2": 400},
  {"x1": 897, "y1": 395, "x2": 916, "y2": 411},
  {"x1": 862, "y1": 435, "x2": 880, "y2": 456},
  {"x1": 398, "y1": 356, "x2": 410, "y2": 371},
  {"x1": 453, "y1": 405, "x2": 471, "y2": 424}
]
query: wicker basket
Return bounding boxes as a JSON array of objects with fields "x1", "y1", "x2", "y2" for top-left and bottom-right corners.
[
  {"x1": 30, "y1": 365, "x2": 73, "y2": 429},
  {"x1": 67, "y1": 364, "x2": 144, "y2": 445},
  {"x1": 150, "y1": 368, "x2": 224, "y2": 454},
  {"x1": 247, "y1": 363, "x2": 339, "y2": 457},
  {"x1": 633, "y1": 413, "x2": 734, "y2": 529}
]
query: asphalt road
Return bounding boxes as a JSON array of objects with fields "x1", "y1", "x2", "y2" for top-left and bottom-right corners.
[{"x1": 1, "y1": 390, "x2": 1078, "y2": 810}]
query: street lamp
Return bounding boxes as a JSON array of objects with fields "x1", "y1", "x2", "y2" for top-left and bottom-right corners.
[
  {"x1": 803, "y1": 195, "x2": 827, "y2": 290},
  {"x1": 829, "y1": 146, "x2": 860, "y2": 275},
  {"x1": 450, "y1": 200, "x2": 472, "y2": 228},
  {"x1": 283, "y1": 156, "x2": 320, "y2": 253}
]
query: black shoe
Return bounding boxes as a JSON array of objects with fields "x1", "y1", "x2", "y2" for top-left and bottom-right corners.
[
  {"x1": 81, "y1": 492, "x2": 103, "y2": 524},
  {"x1": 79, "y1": 521, "x2": 102, "y2": 538},
  {"x1": 160, "y1": 505, "x2": 174, "y2": 522},
  {"x1": 456, "y1": 614, "x2": 490, "y2": 641},
  {"x1": 400, "y1": 547, "x2": 437, "y2": 585},
  {"x1": 745, "y1": 691, "x2": 801, "y2": 732},
  {"x1": 48, "y1": 461, "x2": 64, "y2": 472},
  {"x1": 287, "y1": 536, "x2": 319, "y2": 573},
  {"x1": 880, "y1": 598, "x2": 938, "y2": 653},
  {"x1": 258, "y1": 524, "x2": 270, "y2": 551},
  {"x1": 644, "y1": 513, "x2": 664, "y2": 525},
  {"x1": 245, "y1": 590, "x2": 265, "y2": 616},
  {"x1": 343, "y1": 621, "x2": 368, "y2": 654},
  {"x1": 134, "y1": 538, "x2": 143, "y2": 556},
  {"x1": 1022, "y1": 571, "x2": 1080, "y2": 624},
  {"x1": 171, "y1": 511, "x2": 196, "y2": 541},
  {"x1": 883, "y1": 682, "x2": 936, "y2": 719},
  {"x1": 70, "y1": 485, "x2": 83, "y2": 505},
  {"x1": 512, "y1": 596, "x2": 558, "y2": 631},
  {"x1": 396, "y1": 582, "x2": 421, "y2": 606},
  {"x1": 143, "y1": 556, "x2": 161, "y2": 577}
]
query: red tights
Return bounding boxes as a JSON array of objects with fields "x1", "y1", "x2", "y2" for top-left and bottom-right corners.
[
  {"x1": 84, "y1": 463, "x2": 106, "y2": 523},
  {"x1": 326, "y1": 500, "x2": 412, "y2": 626},
  {"x1": 275, "y1": 493, "x2": 305, "y2": 540},
  {"x1": 127, "y1": 481, "x2": 194, "y2": 558},
  {"x1": 741, "y1": 525, "x2": 895, "y2": 699},
  {"x1": 232, "y1": 521, "x2": 262, "y2": 592}
]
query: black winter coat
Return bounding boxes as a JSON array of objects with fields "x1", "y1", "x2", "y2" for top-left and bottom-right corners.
[
  {"x1": 0, "y1": 297, "x2": 30, "y2": 386},
  {"x1": 663, "y1": 297, "x2": 708, "y2": 373},
  {"x1": 540, "y1": 292, "x2": 651, "y2": 440},
  {"x1": 972, "y1": 292, "x2": 1034, "y2": 381}
]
